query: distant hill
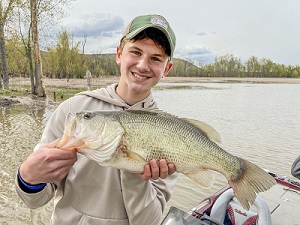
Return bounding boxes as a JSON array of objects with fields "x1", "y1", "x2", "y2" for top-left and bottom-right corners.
[{"x1": 84, "y1": 53, "x2": 201, "y2": 77}]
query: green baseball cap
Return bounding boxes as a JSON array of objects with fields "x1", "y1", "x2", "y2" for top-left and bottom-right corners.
[{"x1": 123, "y1": 14, "x2": 176, "y2": 57}]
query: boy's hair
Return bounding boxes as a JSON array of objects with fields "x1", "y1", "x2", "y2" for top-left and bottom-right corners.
[{"x1": 119, "y1": 27, "x2": 171, "y2": 57}]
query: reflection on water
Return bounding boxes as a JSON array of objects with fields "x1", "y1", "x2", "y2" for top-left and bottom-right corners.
[{"x1": 1, "y1": 83, "x2": 300, "y2": 223}]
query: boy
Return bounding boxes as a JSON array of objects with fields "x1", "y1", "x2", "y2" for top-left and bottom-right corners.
[{"x1": 16, "y1": 14, "x2": 178, "y2": 225}]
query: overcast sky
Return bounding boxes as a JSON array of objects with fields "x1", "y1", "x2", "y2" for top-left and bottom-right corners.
[{"x1": 61, "y1": 0, "x2": 300, "y2": 65}]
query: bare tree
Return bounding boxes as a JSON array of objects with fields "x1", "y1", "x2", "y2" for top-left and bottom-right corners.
[
  {"x1": 30, "y1": 0, "x2": 45, "y2": 96},
  {"x1": 10, "y1": 0, "x2": 73, "y2": 94},
  {"x1": 81, "y1": 32, "x2": 87, "y2": 66},
  {"x1": 0, "y1": 0, "x2": 15, "y2": 90}
]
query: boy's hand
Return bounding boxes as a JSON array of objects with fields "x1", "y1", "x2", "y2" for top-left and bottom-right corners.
[
  {"x1": 19, "y1": 139, "x2": 77, "y2": 185},
  {"x1": 140, "y1": 159, "x2": 176, "y2": 181}
]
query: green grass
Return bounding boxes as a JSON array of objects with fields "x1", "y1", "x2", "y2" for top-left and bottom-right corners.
[
  {"x1": 1, "y1": 84, "x2": 85, "y2": 98},
  {"x1": 0, "y1": 86, "x2": 31, "y2": 97},
  {"x1": 48, "y1": 88, "x2": 86, "y2": 97},
  {"x1": 46, "y1": 87, "x2": 86, "y2": 101}
]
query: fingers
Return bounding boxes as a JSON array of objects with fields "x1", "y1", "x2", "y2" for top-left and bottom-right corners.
[
  {"x1": 139, "y1": 164, "x2": 151, "y2": 181},
  {"x1": 149, "y1": 159, "x2": 160, "y2": 180},
  {"x1": 167, "y1": 162, "x2": 176, "y2": 175},
  {"x1": 158, "y1": 159, "x2": 168, "y2": 179},
  {"x1": 20, "y1": 141, "x2": 78, "y2": 184},
  {"x1": 140, "y1": 159, "x2": 176, "y2": 181}
]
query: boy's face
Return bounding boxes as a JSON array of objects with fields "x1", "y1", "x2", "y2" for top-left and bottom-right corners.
[{"x1": 116, "y1": 37, "x2": 173, "y2": 102}]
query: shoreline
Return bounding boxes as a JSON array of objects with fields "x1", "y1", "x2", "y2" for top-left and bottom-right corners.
[
  {"x1": 2, "y1": 76, "x2": 299, "y2": 107},
  {"x1": 8, "y1": 76, "x2": 300, "y2": 89},
  {"x1": 163, "y1": 77, "x2": 300, "y2": 84}
]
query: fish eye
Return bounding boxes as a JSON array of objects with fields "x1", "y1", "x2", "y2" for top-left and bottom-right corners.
[{"x1": 83, "y1": 112, "x2": 91, "y2": 119}]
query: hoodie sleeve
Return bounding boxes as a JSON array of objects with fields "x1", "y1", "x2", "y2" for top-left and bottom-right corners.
[
  {"x1": 291, "y1": 156, "x2": 300, "y2": 179},
  {"x1": 15, "y1": 99, "x2": 70, "y2": 208},
  {"x1": 15, "y1": 176, "x2": 56, "y2": 209},
  {"x1": 120, "y1": 170, "x2": 178, "y2": 225}
]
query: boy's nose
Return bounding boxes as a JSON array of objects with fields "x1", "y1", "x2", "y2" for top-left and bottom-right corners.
[{"x1": 136, "y1": 58, "x2": 150, "y2": 72}]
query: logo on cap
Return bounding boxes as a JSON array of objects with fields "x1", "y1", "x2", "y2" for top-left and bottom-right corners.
[{"x1": 150, "y1": 15, "x2": 168, "y2": 29}]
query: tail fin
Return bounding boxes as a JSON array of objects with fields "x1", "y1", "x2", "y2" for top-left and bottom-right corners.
[{"x1": 229, "y1": 158, "x2": 276, "y2": 210}]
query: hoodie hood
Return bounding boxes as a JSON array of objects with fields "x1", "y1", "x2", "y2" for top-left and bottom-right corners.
[{"x1": 76, "y1": 83, "x2": 157, "y2": 110}]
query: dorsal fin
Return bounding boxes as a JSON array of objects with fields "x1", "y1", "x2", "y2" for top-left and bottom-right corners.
[{"x1": 181, "y1": 118, "x2": 221, "y2": 144}]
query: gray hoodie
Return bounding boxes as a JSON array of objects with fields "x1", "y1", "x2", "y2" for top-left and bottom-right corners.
[
  {"x1": 291, "y1": 156, "x2": 300, "y2": 180},
  {"x1": 16, "y1": 83, "x2": 178, "y2": 225}
]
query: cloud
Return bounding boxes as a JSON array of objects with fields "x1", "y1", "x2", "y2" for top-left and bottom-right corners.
[
  {"x1": 65, "y1": 13, "x2": 124, "y2": 38},
  {"x1": 175, "y1": 46, "x2": 215, "y2": 63},
  {"x1": 58, "y1": 0, "x2": 300, "y2": 65},
  {"x1": 196, "y1": 32, "x2": 207, "y2": 36},
  {"x1": 196, "y1": 31, "x2": 217, "y2": 36}
]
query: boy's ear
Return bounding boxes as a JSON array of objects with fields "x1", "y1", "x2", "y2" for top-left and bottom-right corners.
[
  {"x1": 163, "y1": 61, "x2": 173, "y2": 77},
  {"x1": 116, "y1": 46, "x2": 121, "y2": 65}
]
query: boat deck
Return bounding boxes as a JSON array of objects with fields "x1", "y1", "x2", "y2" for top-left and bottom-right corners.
[
  {"x1": 167, "y1": 173, "x2": 300, "y2": 225},
  {"x1": 259, "y1": 184, "x2": 300, "y2": 225}
]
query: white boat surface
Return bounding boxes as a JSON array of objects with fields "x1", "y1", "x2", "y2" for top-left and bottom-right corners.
[{"x1": 161, "y1": 171, "x2": 300, "y2": 225}]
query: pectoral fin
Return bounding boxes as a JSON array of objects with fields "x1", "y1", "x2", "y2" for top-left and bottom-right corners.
[
  {"x1": 123, "y1": 150, "x2": 147, "y2": 163},
  {"x1": 102, "y1": 148, "x2": 147, "y2": 173}
]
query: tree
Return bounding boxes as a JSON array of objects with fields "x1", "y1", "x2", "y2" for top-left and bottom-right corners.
[
  {"x1": 260, "y1": 58, "x2": 275, "y2": 78},
  {"x1": 43, "y1": 30, "x2": 88, "y2": 78},
  {"x1": 13, "y1": 0, "x2": 36, "y2": 93},
  {"x1": 11, "y1": 0, "x2": 73, "y2": 94},
  {"x1": 245, "y1": 56, "x2": 261, "y2": 77},
  {"x1": 6, "y1": 37, "x2": 29, "y2": 76},
  {"x1": 214, "y1": 54, "x2": 242, "y2": 77},
  {"x1": 0, "y1": 0, "x2": 16, "y2": 90},
  {"x1": 30, "y1": 0, "x2": 45, "y2": 96},
  {"x1": 214, "y1": 55, "x2": 227, "y2": 77}
]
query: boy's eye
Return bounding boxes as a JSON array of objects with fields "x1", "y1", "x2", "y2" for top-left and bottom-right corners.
[
  {"x1": 132, "y1": 51, "x2": 141, "y2": 56},
  {"x1": 151, "y1": 57, "x2": 161, "y2": 62}
]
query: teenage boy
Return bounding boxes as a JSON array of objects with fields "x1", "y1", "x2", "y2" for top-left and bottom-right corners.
[{"x1": 16, "y1": 14, "x2": 178, "y2": 225}]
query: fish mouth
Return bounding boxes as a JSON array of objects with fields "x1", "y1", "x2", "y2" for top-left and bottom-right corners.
[
  {"x1": 65, "y1": 113, "x2": 80, "y2": 136},
  {"x1": 57, "y1": 114, "x2": 82, "y2": 151}
]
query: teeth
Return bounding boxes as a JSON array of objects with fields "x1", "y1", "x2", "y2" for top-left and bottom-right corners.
[{"x1": 133, "y1": 73, "x2": 148, "y2": 79}]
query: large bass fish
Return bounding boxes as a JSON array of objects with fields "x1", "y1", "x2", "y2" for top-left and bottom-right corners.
[{"x1": 57, "y1": 109, "x2": 276, "y2": 210}]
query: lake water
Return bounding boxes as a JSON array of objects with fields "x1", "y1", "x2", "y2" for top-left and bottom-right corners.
[{"x1": 1, "y1": 82, "x2": 299, "y2": 224}]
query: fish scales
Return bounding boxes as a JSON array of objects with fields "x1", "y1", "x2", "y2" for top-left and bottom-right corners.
[
  {"x1": 117, "y1": 110, "x2": 241, "y2": 177},
  {"x1": 119, "y1": 113, "x2": 210, "y2": 164},
  {"x1": 57, "y1": 109, "x2": 276, "y2": 210}
]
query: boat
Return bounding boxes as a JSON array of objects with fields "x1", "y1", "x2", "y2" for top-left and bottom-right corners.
[{"x1": 161, "y1": 171, "x2": 300, "y2": 225}]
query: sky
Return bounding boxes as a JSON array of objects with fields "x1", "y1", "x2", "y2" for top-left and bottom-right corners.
[{"x1": 61, "y1": 0, "x2": 300, "y2": 66}]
